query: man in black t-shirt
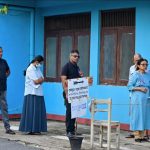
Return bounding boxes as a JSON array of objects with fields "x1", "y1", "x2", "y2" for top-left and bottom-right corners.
[
  {"x1": 0, "y1": 47, "x2": 15, "y2": 134},
  {"x1": 61, "y1": 49, "x2": 83, "y2": 137}
]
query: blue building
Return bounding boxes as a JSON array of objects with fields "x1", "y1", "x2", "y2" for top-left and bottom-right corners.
[{"x1": 0, "y1": 0, "x2": 150, "y2": 130}]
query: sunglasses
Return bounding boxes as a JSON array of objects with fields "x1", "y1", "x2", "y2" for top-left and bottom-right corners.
[{"x1": 72, "y1": 55, "x2": 80, "y2": 58}]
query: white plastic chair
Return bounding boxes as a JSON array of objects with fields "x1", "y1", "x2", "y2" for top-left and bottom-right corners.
[{"x1": 90, "y1": 98, "x2": 120, "y2": 150}]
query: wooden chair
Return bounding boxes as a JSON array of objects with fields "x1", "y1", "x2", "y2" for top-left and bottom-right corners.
[{"x1": 90, "y1": 98, "x2": 120, "y2": 150}]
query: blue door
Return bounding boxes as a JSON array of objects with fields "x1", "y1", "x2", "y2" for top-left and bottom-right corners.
[{"x1": 0, "y1": 8, "x2": 31, "y2": 114}]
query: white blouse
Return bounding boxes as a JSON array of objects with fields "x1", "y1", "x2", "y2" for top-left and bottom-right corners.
[
  {"x1": 24, "y1": 64, "x2": 44, "y2": 96},
  {"x1": 129, "y1": 65, "x2": 136, "y2": 79}
]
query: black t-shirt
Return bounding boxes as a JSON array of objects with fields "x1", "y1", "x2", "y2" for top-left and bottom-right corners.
[
  {"x1": 61, "y1": 61, "x2": 81, "y2": 79},
  {"x1": 0, "y1": 58, "x2": 10, "y2": 91}
]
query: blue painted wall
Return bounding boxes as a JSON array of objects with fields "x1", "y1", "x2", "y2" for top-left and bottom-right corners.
[
  {"x1": 34, "y1": 0, "x2": 150, "y2": 124},
  {"x1": 1, "y1": 0, "x2": 150, "y2": 124},
  {"x1": 0, "y1": 5, "x2": 35, "y2": 114}
]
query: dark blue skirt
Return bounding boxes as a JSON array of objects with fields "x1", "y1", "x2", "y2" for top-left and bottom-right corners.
[{"x1": 19, "y1": 95, "x2": 47, "y2": 132}]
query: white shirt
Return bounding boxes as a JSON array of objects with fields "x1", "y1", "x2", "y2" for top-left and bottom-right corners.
[
  {"x1": 129, "y1": 65, "x2": 136, "y2": 80},
  {"x1": 24, "y1": 64, "x2": 44, "y2": 96},
  {"x1": 129, "y1": 65, "x2": 136, "y2": 98}
]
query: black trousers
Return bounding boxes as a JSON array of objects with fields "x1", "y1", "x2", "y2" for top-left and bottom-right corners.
[{"x1": 63, "y1": 91, "x2": 76, "y2": 133}]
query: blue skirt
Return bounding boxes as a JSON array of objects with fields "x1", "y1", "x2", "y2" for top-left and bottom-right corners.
[{"x1": 19, "y1": 95, "x2": 47, "y2": 132}]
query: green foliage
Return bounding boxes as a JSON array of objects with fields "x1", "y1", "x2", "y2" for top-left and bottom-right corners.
[{"x1": 0, "y1": 5, "x2": 8, "y2": 14}]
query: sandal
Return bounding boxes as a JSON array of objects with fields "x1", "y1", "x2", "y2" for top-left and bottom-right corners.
[
  {"x1": 144, "y1": 135, "x2": 149, "y2": 140},
  {"x1": 125, "y1": 134, "x2": 134, "y2": 138},
  {"x1": 135, "y1": 138, "x2": 142, "y2": 142}
]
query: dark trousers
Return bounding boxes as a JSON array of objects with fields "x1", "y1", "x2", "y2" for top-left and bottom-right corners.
[
  {"x1": 0, "y1": 91, "x2": 10, "y2": 130},
  {"x1": 63, "y1": 91, "x2": 76, "y2": 133}
]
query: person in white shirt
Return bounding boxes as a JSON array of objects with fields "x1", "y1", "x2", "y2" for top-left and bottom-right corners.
[
  {"x1": 19, "y1": 55, "x2": 47, "y2": 134},
  {"x1": 129, "y1": 53, "x2": 142, "y2": 79}
]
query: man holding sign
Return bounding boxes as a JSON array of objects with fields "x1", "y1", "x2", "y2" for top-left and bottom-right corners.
[
  {"x1": 68, "y1": 77, "x2": 89, "y2": 119},
  {"x1": 61, "y1": 49, "x2": 83, "y2": 137}
]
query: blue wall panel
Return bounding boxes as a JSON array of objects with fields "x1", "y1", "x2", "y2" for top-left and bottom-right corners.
[
  {"x1": 0, "y1": 7, "x2": 32, "y2": 114},
  {"x1": 43, "y1": 83, "x2": 65, "y2": 115},
  {"x1": 136, "y1": 4, "x2": 150, "y2": 63}
]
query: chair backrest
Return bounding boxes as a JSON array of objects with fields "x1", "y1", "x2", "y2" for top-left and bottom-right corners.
[{"x1": 91, "y1": 98, "x2": 112, "y2": 122}]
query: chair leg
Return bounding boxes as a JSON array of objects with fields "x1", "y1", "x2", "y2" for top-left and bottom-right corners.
[
  {"x1": 90, "y1": 119, "x2": 94, "y2": 149},
  {"x1": 116, "y1": 124, "x2": 120, "y2": 150},
  {"x1": 107, "y1": 125, "x2": 111, "y2": 150},
  {"x1": 99, "y1": 126, "x2": 103, "y2": 147}
]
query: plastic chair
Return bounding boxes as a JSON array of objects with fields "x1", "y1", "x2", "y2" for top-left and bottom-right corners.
[{"x1": 90, "y1": 98, "x2": 120, "y2": 150}]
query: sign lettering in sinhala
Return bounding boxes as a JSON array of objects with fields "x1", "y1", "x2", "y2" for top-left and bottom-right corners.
[{"x1": 68, "y1": 77, "x2": 89, "y2": 118}]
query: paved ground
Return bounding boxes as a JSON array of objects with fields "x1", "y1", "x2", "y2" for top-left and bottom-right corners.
[
  {"x1": 0, "y1": 120, "x2": 150, "y2": 150},
  {"x1": 0, "y1": 137, "x2": 41, "y2": 150}
]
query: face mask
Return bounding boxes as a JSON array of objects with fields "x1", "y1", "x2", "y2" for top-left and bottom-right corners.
[{"x1": 36, "y1": 64, "x2": 41, "y2": 68}]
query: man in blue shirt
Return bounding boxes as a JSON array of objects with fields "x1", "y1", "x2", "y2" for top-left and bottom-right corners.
[{"x1": 0, "y1": 47, "x2": 15, "y2": 134}]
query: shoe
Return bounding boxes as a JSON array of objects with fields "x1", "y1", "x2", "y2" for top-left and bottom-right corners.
[
  {"x1": 28, "y1": 132, "x2": 41, "y2": 135},
  {"x1": 135, "y1": 138, "x2": 142, "y2": 142},
  {"x1": 142, "y1": 138, "x2": 149, "y2": 142},
  {"x1": 6, "y1": 129, "x2": 15, "y2": 135},
  {"x1": 144, "y1": 135, "x2": 149, "y2": 140},
  {"x1": 66, "y1": 132, "x2": 74, "y2": 138},
  {"x1": 125, "y1": 134, "x2": 134, "y2": 138},
  {"x1": 28, "y1": 132, "x2": 35, "y2": 135}
]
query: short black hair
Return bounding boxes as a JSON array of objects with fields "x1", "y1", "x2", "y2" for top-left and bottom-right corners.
[
  {"x1": 70, "y1": 49, "x2": 79, "y2": 54},
  {"x1": 31, "y1": 55, "x2": 44, "y2": 63},
  {"x1": 136, "y1": 58, "x2": 148, "y2": 70}
]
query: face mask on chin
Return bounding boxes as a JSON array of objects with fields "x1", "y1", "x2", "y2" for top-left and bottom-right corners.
[{"x1": 36, "y1": 63, "x2": 41, "y2": 68}]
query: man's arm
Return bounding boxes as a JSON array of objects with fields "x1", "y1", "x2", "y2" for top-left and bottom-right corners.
[
  {"x1": 5, "y1": 60, "x2": 10, "y2": 77},
  {"x1": 61, "y1": 75, "x2": 68, "y2": 96},
  {"x1": 6, "y1": 69, "x2": 10, "y2": 77},
  {"x1": 33, "y1": 77, "x2": 44, "y2": 85}
]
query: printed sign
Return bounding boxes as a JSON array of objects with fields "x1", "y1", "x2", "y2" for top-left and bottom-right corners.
[
  {"x1": 71, "y1": 98, "x2": 87, "y2": 119},
  {"x1": 68, "y1": 77, "x2": 89, "y2": 118},
  {"x1": 68, "y1": 77, "x2": 89, "y2": 103}
]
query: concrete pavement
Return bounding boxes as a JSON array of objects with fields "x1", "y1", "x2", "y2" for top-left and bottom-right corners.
[
  {"x1": 0, "y1": 120, "x2": 150, "y2": 150},
  {"x1": 0, "y1": 137, "x2": 40, "y2": 150}
]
